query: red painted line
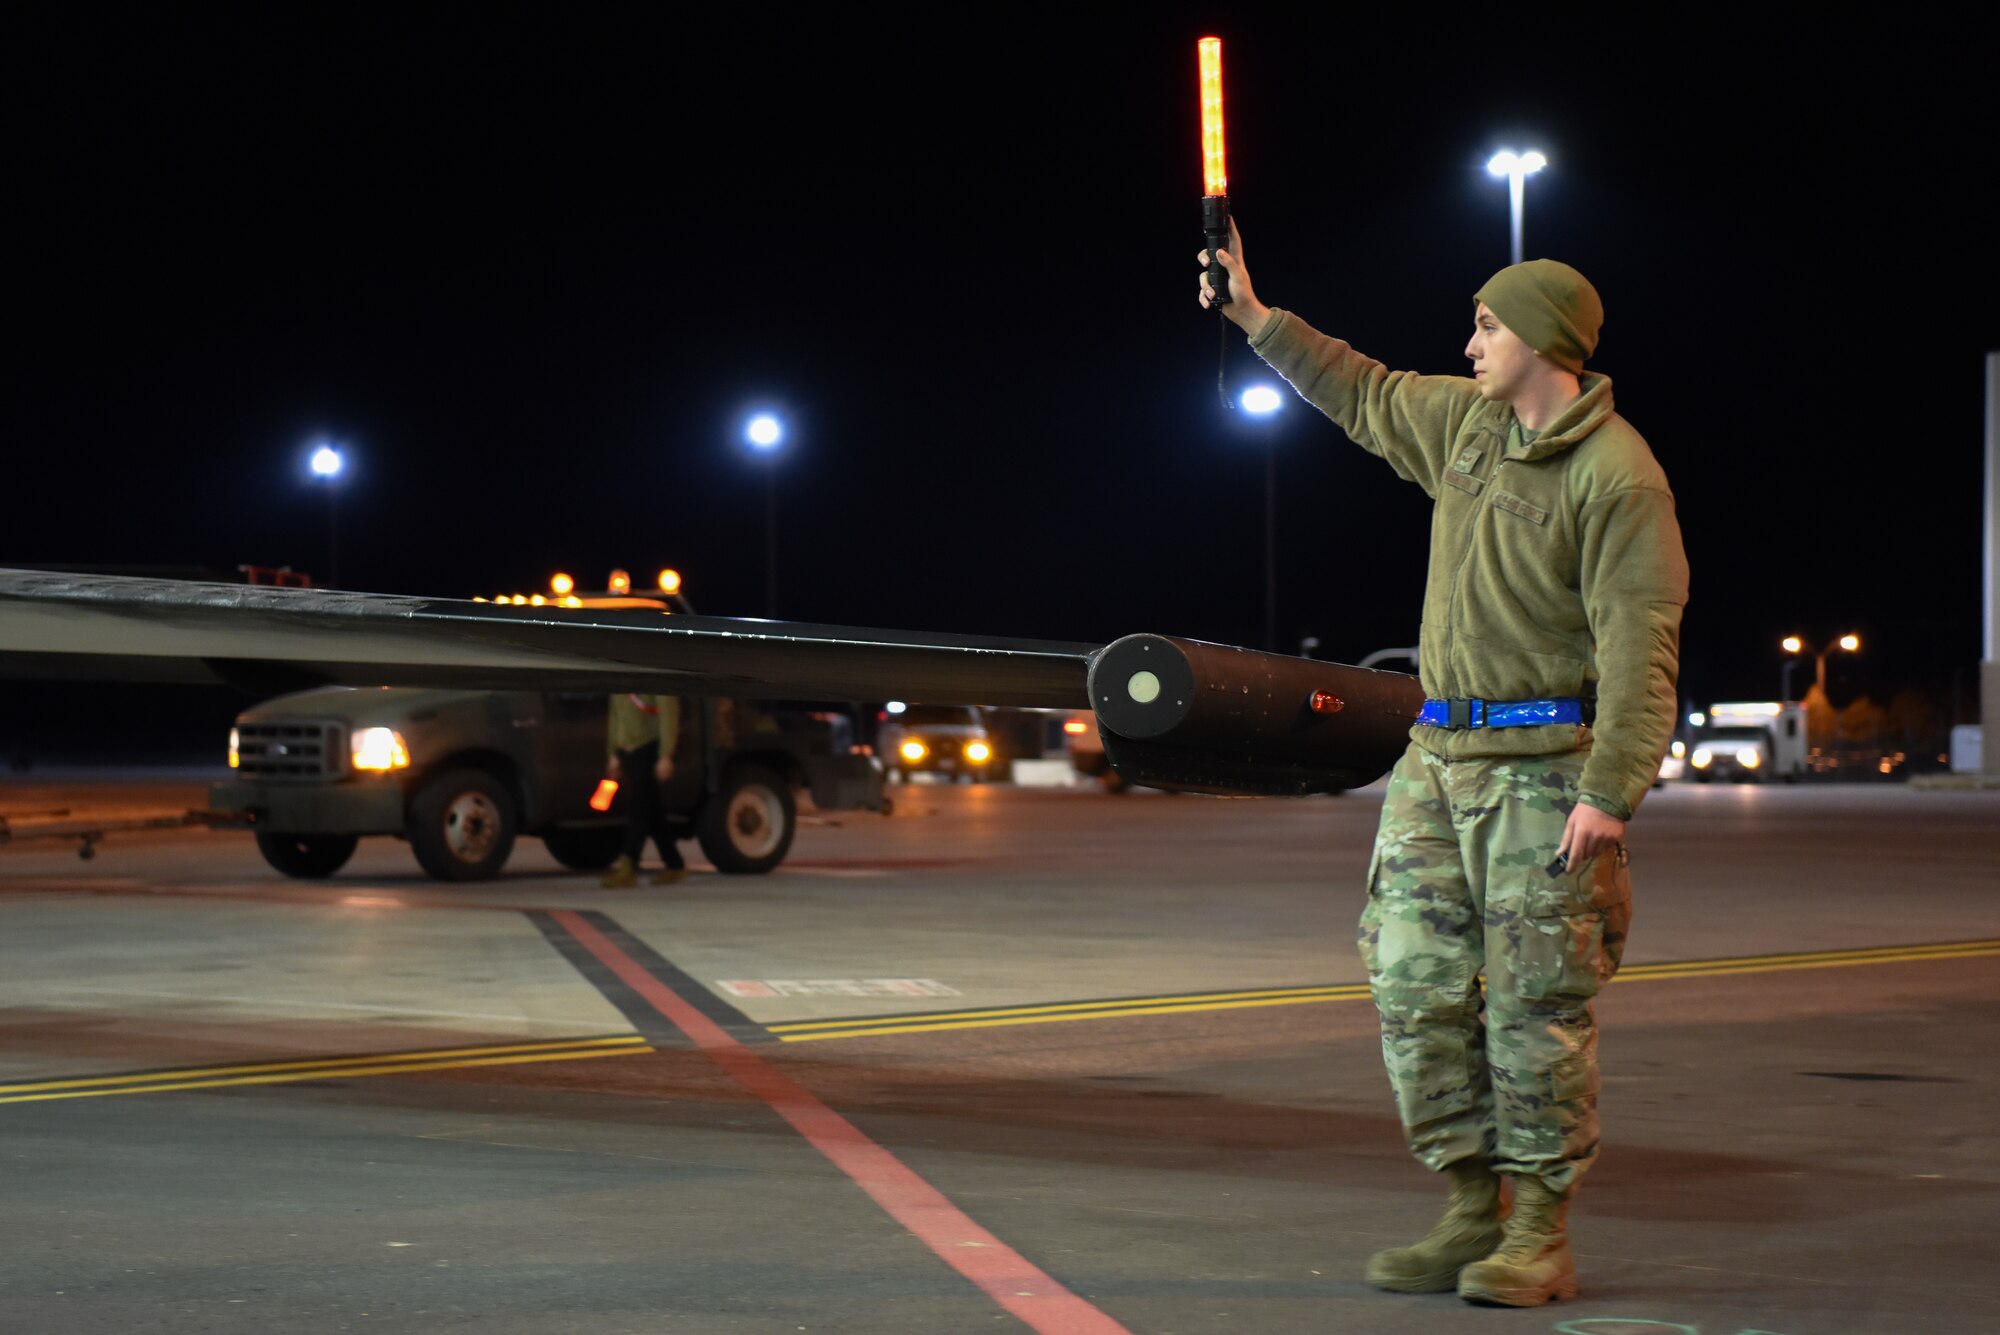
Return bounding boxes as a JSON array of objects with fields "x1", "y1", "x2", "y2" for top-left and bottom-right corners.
[{"x1": 546, "y1": 909, "x2": 1131, "y2": 1335}]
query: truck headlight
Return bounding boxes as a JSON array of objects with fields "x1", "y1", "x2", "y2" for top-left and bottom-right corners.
[
  {"x1": 352, "y1": 727, "x2": 411, "y2": 771},
  {"x1": 900, "y1": 740, "x2": 928, "y2": 762},
  {"x1": 228, "y1": 727, "x2": 240, "y2": 769},
  {"x1": 1691, "y1": 747, "x2": 1713, "y2": 768},
  {"x1": 1738, "y1": 748, "x2": 1761, "y2": 769},
  {"x1": 965, "y1": 741, "x2": 992, "y2": 764}
]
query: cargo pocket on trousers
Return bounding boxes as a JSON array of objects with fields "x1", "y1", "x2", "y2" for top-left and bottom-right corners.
[
  {"x1": 1547, "y1": 1051, "x2": 1600, "y2": 1103},
  {"x1": 1511, "y1": 903, "x2": 1613, "y2": 1003}
]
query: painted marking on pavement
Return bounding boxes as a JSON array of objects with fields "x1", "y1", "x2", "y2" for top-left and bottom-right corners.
[
  {"x1": 719, "y1": 978, "x2": 961, "y2": 999},
  {"x1": 769, "y1": 984, "x2": 1373, "y2": 1042},
  {"x1": 1615, "y1": 937, "x2": 2000, "y2": 982},
  {"x1": 0, "y1": 879, "x2": 530, "y2": 911},
  {"x1": 764, "y1": 938, "x2": 2000, "y2": 1043},
  {"x1": 0, "y1": 1034, "x2": 649, "y2": 1105},
  {"x1": 541, "y1": 908, "x2": 1133, "y2": 1335},
  {"x1": 32, "y1": 984, "x2": 625, "y2": 1027},
  {"x1": 527, "y1": 909, "x2": 771, "y2": 1043}
]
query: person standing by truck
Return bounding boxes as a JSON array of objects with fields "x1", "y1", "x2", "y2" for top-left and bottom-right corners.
[
  {"x1": 1201, "y1": 228, "x2": 1688, "y2": 1305},
  {"x1": 603, "y1": 692, "x2": 686, "y2": 887}
]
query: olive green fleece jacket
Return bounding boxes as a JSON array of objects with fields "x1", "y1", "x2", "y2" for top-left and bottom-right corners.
[
  {"x1": 1251, "y1": 308, "x2": 1689, "y2": 820},
  {"x1": 607, "y1": 693, "x2": 681, "y2": 759}
]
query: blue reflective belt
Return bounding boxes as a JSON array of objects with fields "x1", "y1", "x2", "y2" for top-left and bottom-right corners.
[{"x1": 1416, "y1": 697, "x2": 1586, "y2": 730}]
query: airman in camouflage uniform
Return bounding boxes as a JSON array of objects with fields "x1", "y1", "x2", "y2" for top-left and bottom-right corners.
[{"x1": 1202, "y1": 233, "x2": 1687, "y2": 1306}]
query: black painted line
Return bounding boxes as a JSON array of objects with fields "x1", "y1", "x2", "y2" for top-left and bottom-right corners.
[{"x1": 528, "y1": 909, "x2": 773, "y2": 1044}]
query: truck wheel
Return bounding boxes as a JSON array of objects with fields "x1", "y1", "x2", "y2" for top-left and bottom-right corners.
[
  {"x1": 542, "y1": 825, "x2": 624, "y2": 872},
  {"x1": 409, "y1": 768, "x2": 517, "y2": 882},
  {"x1": 697, "y1": 764, "x2": 795, "y2": 874},
  {"x1": 255, "y1": 833, "x2": 358, "y2": 879}
]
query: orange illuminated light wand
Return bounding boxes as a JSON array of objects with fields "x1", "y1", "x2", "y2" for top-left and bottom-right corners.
[{"x1": 1198, "y1": 36, "x2": 1231, "y2": 306}]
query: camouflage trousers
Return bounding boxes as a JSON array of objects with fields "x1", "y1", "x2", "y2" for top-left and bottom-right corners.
[{"x1": 1358, "y1": 742, "x2": 1632, "y2": 1196}]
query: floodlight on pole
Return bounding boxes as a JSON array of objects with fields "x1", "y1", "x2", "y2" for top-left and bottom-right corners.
[
  {"x1": 746, "y1": 414, "x2": 783, "y2": 450},
  {"x1": 1781, "y1": 632, "x2": 1864, "y2": 700},
  {"x1": 1487, "y1": 148, "x2": 1547, "y2": 266},
  {"x1": 1235, "y1": 384, "x2": 1286, "y2": 652},
  {"x1": 1239, "y1": 385, "x2": 1282, "y2": 415},
  {"x1": 306, "y1": 442, "x2": 346, "y2": 586},
  {"x1": 744, "y1": 413, "x2": 787, "y2": 615}
]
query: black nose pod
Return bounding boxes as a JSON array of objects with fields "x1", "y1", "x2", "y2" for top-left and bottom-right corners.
[{"x1": 1086, "y1": 634, "x2": 1424, "y2": 796}]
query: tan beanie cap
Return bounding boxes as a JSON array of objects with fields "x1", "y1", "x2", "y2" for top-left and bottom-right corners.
[{"x1": 1474, "y1": 259, "x2": 1603, "y2": 374}]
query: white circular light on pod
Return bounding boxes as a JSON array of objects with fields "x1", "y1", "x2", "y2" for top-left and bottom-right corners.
[{"x1": 1127, "y1": 671, "x2": 1161, "y2": 704}]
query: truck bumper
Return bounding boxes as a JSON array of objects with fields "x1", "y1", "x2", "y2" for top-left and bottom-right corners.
[
  {"x1": 210, "y1": 778, "x2": 406, "y2": 834},
  {"x1": 805, "y1": 755, "x2": 889, "y2": 812}
]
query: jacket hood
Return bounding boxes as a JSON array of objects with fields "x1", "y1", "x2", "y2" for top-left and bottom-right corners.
[{"x1": 1508, "y1": 372, "x2": 1615, "y2": 461}]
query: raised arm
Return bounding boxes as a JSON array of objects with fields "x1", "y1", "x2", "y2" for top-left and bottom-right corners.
[{"x1": 1200, "y1": 222, "x2": 1482, "y2": 494}]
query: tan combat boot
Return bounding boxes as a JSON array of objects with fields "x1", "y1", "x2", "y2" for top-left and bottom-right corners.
[
  {"x1": 1365, "y1": 1160, "x2": 1505, "y2": 1292},
  {"x1": 1457, "y1": 1174, "x2": 1578, "y2": 1306},
  {"x1": 599, "y1": 857, "x2": 638, "y2": 888},
  {"x1": 650, "y1": 866, "x2": 688, "y2": 885}
]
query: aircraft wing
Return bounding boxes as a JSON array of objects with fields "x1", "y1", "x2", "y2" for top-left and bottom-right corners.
[
  {"x1": 0, "y1": 568, "x2": 1424, "y2": 795},
  {"x1": 0, "y1": 567, "x2": 1093, "y2": 705}
]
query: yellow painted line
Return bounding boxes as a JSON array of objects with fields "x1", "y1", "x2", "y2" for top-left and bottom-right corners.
[
  {"x1": 771, "y1": 938, "x2": 2000, "y2": 1044},
  {"x1": 1619, "y1": 944, "x2": 2000, "y2": 982},
  {"x1": 0, "y1": 1044, "x2": 650, "y2": 1106},
  {"x1": 776, "y1": 989, "x2": 1376, "y2": 1042},
  {"x1": 767, "y1": 984, "x2": 1370, "y2": 1033},
  {"x1": 1621, "y1": 938, "x2": 2000, "y2": 975},
  {"x1": 0, "y1": 1035, "x2": 648, "y2": 1097}
]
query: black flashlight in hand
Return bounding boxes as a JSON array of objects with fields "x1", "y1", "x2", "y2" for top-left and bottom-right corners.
[{"x1": 1198, "y1": 37, "x2": 1231, "y2": 306}]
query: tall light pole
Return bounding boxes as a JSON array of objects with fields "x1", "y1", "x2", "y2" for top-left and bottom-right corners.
[
  {"x1": 1781, "y1": 632, "x2": 1862, "y2": 701},
  {"x1": 308, "y1": 443, "x2": 345, "y2": 587},
  {"x1": 1487, "y1": 150, "x2": 1547, "y2": 266},
  {"x1": 1984, "y1": 352, "x2": 1999, "y2": 776},
  {"x1": 1240, "y1": 384, "x2": 1283, "y2": 651},
  {"x1": 745, "y1": 413, "x2": 784, "y2": 616}
]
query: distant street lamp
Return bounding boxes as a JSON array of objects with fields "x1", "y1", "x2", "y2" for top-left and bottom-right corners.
[
  {"x1": 1781, "y1": 633, "x2": 1862, "y2": 701},
  {"x1": 1486, "y1": 150, "x2": 1547, "y2": 266},
  {"x1": 1240, "y1": 384, "x2": 1284, "y2": 651},
  {"x1": 308, "y1": 443, "x2": 345, "y2": 587},
  {"x1": 744, "y1": 413, "x2": 785, "y2": 616}
]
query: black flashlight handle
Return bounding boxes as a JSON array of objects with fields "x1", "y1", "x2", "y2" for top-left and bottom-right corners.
[{"x1": 1202, "y1": 194, "x2": 1232, "y2": 306}]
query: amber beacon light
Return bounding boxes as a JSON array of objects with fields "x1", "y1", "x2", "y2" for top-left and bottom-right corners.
[
  {"x1": 589, "y1": 778, "x2": 619, "y2": 812},
  {"x1": 1198, "y1": 36, "x2": 1230, "y2": 305}
]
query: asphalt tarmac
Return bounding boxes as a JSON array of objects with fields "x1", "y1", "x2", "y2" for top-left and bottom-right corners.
[{"x1": 2, "y1": 772, "x2": 1997, "y2": 1334}]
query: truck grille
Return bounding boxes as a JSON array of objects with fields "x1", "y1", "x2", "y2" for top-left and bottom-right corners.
[{"x1": 236, "y1": 721, "x2": 345, "y2": 778}]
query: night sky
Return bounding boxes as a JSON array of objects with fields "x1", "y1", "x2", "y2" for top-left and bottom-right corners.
[{"x1": 7, "y1": 7, "x2": 1995, "y2": 729}]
